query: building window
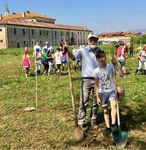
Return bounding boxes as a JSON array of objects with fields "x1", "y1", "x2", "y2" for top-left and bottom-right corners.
[
  {"x1": 39, "y1": 30, "x2": 42, "y2": 36},
  {"x1": 0, "y1": 29, "x2": 2, "y2": 32},
  {"x1": 48, "y1": 30, "x2": 50, "y2": 35},
  {"x1": 17, "y1": 43, "x2": 20, "y2": 48},
  {"x1": 46, "y1": 30, "x2": 48, "y2": 36},
  {"x1": 23, "y1": 29, "x2": 25, "y2": 35},
  {"x1": 23, "y1": 41, "x2": 26, "y2": 45},
  {"x1": 72, "y1": 32, "x2": 73, "y2": 36},
  {"x1": 31, "y1": 29, "x2": 34, "y2": 35},
  {"x1": 54, "y1": 31, "x2": 57, "y2": 37},
  {"x1": 61, "y1": 31, "x2": 63, "y2": 36},
  {"x1": 44, "y1": 30, "x2": 45, "y2": 37},
  {"x1": 40, "y1": 41, "x2": 42, "y2": 45},
  {"x1": 14, "y1": 28, "x2": 17, "y2": 35},
  {"x1": 0, "y1": 40, "x2": 3, "y2": 43}
]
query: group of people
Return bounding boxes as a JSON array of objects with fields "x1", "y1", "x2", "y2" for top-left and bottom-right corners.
[
  {"x1": 22, "y1": 32, "x2": 146, "y2": 139},
  {"x1": 65, "y1": 32, "x2": 125, "y2": 137},
  {"x1": 115, "y1": 40, "x2": 146, "y2": 76},
  {"x1": 22, "y1": 41, "x2": 69, "y2": 77},
  {"x1": 21, "y1": 41, "x2": 83, "y2": 77}
]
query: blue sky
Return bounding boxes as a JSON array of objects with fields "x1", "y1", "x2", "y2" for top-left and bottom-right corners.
[{"x1": 0, "y1": 0, "x2": 146, "y2": 33}]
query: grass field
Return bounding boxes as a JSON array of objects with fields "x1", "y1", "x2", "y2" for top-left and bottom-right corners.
[{"x1": 0, "y1": 46, "x2": 146, "y2": 149}]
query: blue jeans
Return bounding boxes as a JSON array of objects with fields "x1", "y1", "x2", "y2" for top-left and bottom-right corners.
[
  {"x1": 78, "y1": 79, "x2": 98, "y2": 125},
  {"x1": 35, "y1": 60, "x2": 41, "y2": 73}
]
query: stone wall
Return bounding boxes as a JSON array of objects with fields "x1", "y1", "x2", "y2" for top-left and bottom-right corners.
[{"x1": 1, "y1": 25, "x2": 90, "y2": 49}]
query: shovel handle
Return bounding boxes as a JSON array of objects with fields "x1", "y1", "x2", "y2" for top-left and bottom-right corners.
[
  {"x1": 67, "y1": 54, "x2": 78, "y2": 127},
  {"x1": 113, "y1": 66, "x2": 120, "y2": 126},
  {"x1": 35, "y1": 55, "x2": 38, "y2": 108},
  {"x1": 64, "y1": 37, "x2": 78, "y2": 127}
]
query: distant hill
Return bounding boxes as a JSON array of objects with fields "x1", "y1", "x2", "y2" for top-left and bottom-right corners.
[{"x1": 130, "y1": 29, "x2": 146, "y2": 33}]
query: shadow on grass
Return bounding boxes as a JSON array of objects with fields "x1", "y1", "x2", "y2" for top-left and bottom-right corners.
[
  {"x1": 72, "y1": 77, "x2": 82, "y2": 81},
  {"x1": 120, "y1": 102, "x2": 146, "y2": 130},
  {"x1": 128, "y1": 137, "x2": 146, "y2": 149},
  {"x1": 118, "y1": 101, "x2": 146, "y2": 149},
  {"x1": 66, "y1": 100, "x2": 146, "y2": 149}
]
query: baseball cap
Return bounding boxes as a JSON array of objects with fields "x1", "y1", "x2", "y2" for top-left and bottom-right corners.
[{"x1": 88, "y1": 32, "x2": 98, "y2": 40}]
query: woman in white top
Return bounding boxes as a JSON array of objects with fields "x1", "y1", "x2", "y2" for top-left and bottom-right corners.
[
  {"x1": 135, "y1": 45, "x2": 146, "y2": 75},
  {"x1": 54, "y1": 47, "x2": 63, "y2": 76}
]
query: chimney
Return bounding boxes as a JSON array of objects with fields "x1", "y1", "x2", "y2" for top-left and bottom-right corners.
[
  {"x1": 0, "y1": 14, "x2": 3, "y2": 19},
  {"x1": 83, "y1": 26, "x2": 87, "y2": 30},
  {"x1": 22, "y1": 12, "x2": 26, "y2": 17}
]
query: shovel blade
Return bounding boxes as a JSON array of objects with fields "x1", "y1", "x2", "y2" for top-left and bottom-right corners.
[{"x1": 112, "y1": 127, "x2": 128, "y2": 148}]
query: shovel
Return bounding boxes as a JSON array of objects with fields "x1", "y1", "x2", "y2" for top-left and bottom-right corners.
[
  {"x1": 112, "y1": 65, "x2": 128, "y2": 148},
  {"x1": 67, "y1": 58, "x2": 84, "y2": 141},
  {"x1": 63, "y1": 38, "x2": 84, "y2": 141}
]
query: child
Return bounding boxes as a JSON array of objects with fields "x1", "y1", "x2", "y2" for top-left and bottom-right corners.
[
  {"x1": 92, "y1": 50, "x2": 123, "y2": 137},
  {"x1": 47, "y1": 50, "x2": 54, "y2": 75},
  {"x1": 54, "y1": 47, "x2": 63, "y2": 76},
  {"x1": 22, "y1": 47, "x2": 31, "y2": 77},
  {"x1": 41, "y1": 48, "x2": 49, "y2": 75},
  {"x1": 62, "y1": 49, "x2": 68, "y2": 71},
  {"x1": 33, "y1": 48, "x2": 42, "y2": 75},
  {"x1": 116, "y1": 41, "x2": 126, "y2": 76}
]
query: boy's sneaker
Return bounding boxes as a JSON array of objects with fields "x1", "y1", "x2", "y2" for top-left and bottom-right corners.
[
  {"x1": 103, "y1": 128, "x2": 111, "y2": 137},
  {"x1": 111, "y1": 124, "x2": 118, "y2": 132}
]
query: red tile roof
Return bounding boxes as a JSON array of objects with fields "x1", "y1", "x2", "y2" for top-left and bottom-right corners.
[
  {"x1": 0, "y1": 19, "x2": 91, "y2": 31},
  {"x1": 1, "y1": 12, "x2": 55, "y2": 21},
  {"x1": 99, "y1": 32, "x2": 138, "y2": 37}
]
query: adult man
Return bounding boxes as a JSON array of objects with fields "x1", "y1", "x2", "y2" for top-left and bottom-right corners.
[
  {"x1": 33, "y1": 41, "x2": 41, "y2": 52},
  {"x1": 42, "y1": 41, "x2": 49, "y2": 53},
  {"x1": 67, "y1": 32, "x2": 100, "y2": 129},
  {"x1": 42, "y1": 41, "x2": 54, "y2": 53}
]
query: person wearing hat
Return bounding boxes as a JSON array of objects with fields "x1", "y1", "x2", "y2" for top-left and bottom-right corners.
[
  {"x1": 54, "y1": 47, "x2": 63, "y2": 76},
  {"x1": 65, "y1": 32, "x2": 101, "y2": 129}
]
